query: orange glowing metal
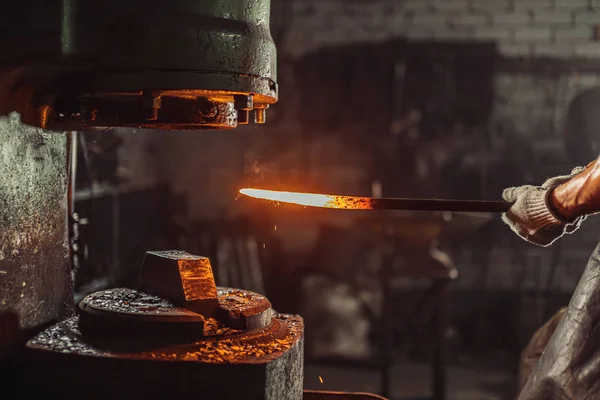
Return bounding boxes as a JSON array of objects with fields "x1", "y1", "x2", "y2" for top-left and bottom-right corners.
[
  {"x1": 239, "y1": 188, "x2": 372, "y2": 210},
  {"x1": 239, "y1": 188, "x2": 514, "y2": 213}
]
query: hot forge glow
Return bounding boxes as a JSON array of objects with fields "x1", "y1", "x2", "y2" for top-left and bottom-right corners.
[{"x1": 238, "y1": 188, "x2": 373, "y2": 210}]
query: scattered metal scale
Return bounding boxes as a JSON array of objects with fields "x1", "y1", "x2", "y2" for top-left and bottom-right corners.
[{"x1": 24, "y1": 251, "x2": 384, "y2": 400}]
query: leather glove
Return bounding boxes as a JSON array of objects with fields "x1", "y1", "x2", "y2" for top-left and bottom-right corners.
[
  {"x1": 502, "y1": 166, "x2": 587, "y2": 247},
  {"x1": 551, "y1": 157, "x2": 600, "y2": 220}
]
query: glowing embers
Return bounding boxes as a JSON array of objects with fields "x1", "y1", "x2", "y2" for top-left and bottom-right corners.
[{"x1": 239, "y1": 188, "x2": 373, "y2": 210}]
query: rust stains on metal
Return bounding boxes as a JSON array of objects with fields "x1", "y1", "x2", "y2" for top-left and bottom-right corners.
[
  {"x1": 79, "y1": 287, "x2": 273, "y2": 334},
  {"x1": 0, "y1": 112, "x2": 71, "y2": 336},
  {"x1": 27, "y1": 313, "x2": 303, "y2": 365},
  {"x1": 80, "y1": 288, "x2": 202, "y2": 318},
  {"x1": 78, "y1": 288, "x2": 206, "y2": 345},
  {"x1": 215, "y1": 287, "x2": 272, "y2": 331}
]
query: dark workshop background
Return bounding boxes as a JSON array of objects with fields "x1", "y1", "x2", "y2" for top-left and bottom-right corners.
[{"x1": 72, "y1": 1, "x2": 600, "y2": 399}]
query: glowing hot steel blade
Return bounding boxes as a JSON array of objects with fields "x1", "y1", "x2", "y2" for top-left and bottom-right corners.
[
  {"x1": 239, "y1": 188, "x2": 513, "y2": 213},
  {"x1": 239, "y1": 188, "x2": 372, "y2": 209}
]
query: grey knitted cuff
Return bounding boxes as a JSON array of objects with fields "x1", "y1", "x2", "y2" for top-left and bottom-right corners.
[
  {"x1": 525, "y1": 189, "x2": 566, "y2": 232},
  {"x1": 525, "y1": 188, "x2": 586, "y2": 244}
]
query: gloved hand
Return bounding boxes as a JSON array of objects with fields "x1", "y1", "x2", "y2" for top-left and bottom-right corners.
[{"x1": 502, "y1": 166, "x2": 587, "y2": 247}]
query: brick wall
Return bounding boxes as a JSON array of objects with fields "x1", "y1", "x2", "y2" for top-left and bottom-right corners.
[
  {"x1": 493, "y1": 72, "x2": 600, "y2": 150},
  {"x1": 282, "y1": 0, "x2": 600, "y2": 176},
  {"x1": 285, "y1": 0, "x2": 600, "y2": 59}
]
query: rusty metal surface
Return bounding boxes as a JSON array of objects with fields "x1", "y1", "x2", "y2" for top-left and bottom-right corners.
[
  {"x1": 0, "y1": 112, "x2": 72, "y2": 343},
  {"x1": 25, "y1": 314, "x2": 304, "y2": 399},
  {"x1": 1, "y1": 1, "x2": 276, "y2": 78},
  {"x1": 62, "y1": 1, "x2": 275, "y2": 80},
  {"x1": 77, "y1": 287, "x2": 273, "y2": 346},
  {"x1": 78, "y1": 288, "x2": 206, "y2": 347},
  {"x1": 0, "y1": 0, "x2": 277, "y2": 130},
  {"x1": 138, "y1": 250, "x2": 218, "y2": 316},
  {"x1": 28, "y1": 314, "x2": 301, "y2": 363},
  {"x1": 78, "y1": 93, "x2": 240, "y2": 130},
  {"x1": 79, "y1": 287, "x2": 270, "y2": 325},
  {"x1": 216, "y1": 287, "x2": 272, "y2": 331},
  {"x1": 80, "y1": 288, "x2": 202, "y2": 320}
]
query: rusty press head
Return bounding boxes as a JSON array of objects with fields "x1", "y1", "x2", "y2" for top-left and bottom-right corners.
[{"x1": 0, "y1": 0, "x2": 277, "y2": 130}]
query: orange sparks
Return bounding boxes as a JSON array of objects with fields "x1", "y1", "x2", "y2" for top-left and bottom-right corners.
[
  {"x1": 239, "y1": 188, "x2": 373, "y2": 210},
  {"x1": 319, "y1": 376, "x2": 324, "y2": 383}
]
